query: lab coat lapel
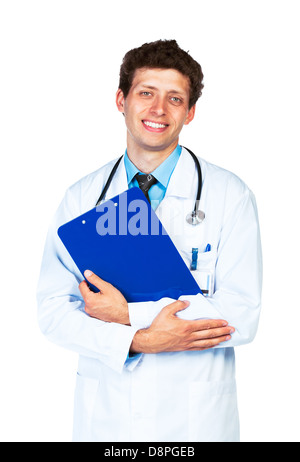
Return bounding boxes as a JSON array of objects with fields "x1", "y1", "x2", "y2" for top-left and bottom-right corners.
[
  {"x1": 104, "y1": 156, "x2": 128, "y2": 200},
  {"x1": 165, "y1": 147, "x2": 197, "y2": 200},
  {"x1": 156, "y1": 148, "x2": 205, "y2": 253},
  {"x1": 156, "y1": 147, "x2": 197, "y2": 229}
]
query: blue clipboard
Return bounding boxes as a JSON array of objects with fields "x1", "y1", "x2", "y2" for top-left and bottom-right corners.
[{"x1": 57, "y1": 187, "x2": 201, "y2": 302}]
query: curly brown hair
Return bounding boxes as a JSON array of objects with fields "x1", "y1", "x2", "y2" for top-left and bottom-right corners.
[{"x1": 119, "y1": 40, "x2": 204, "y2": 109}]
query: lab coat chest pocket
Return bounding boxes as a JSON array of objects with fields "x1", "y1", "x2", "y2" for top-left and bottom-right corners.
[
  {"x1": 180, "y1": 248, "x2": 217, "y2": 297},
  {"x1": 192, "y1": 250, "x2": 217, "y2": 297},
  {"x1": 188, "y1": 380, "x2": 239, "y2": 442}
]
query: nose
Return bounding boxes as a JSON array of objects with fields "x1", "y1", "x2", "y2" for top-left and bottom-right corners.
[{"x1": 150, "y1": 95, "x2": 167, "y2": 116}]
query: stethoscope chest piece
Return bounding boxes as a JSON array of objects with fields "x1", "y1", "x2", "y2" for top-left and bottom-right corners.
[{"x1": 186, "y1": 210, "x2": 205, "y2": 225}]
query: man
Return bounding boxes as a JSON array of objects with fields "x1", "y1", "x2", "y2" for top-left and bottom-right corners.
[{"x1": 37, "y1": 40, "x2": 262, "y2": 442}]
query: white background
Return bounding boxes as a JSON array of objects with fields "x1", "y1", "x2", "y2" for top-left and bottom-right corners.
[{"x1": 0, "y1": 0, "x2": 299, "y2": 442}]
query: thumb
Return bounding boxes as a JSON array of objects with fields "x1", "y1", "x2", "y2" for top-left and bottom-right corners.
[
  {"x1": 84, "y1": 270, "x2": 110, "y2": 292},
  {"x1": 164, "y1": 299, "x2": 190, "y2": 316}
]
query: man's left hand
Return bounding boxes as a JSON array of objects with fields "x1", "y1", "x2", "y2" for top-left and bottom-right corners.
[{"x1": 79, "y1": 270, "x2": 130, "y2": 325}]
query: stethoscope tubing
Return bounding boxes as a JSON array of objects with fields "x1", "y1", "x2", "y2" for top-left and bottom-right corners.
[{"x1": 95, "y1": 146, "x2": 203, "y2": 224}]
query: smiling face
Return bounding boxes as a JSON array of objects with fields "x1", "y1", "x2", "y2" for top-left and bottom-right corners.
[{"x1": 116, "y1": 68, "x2": 196, "y2": 161}]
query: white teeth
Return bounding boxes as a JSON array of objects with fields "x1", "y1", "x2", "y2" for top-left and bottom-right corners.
[{"x1": 143, "y1": 121, "x2": 167, "y2": 129}]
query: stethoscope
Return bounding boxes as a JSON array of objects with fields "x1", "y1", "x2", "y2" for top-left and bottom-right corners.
[{"x1": 95, "y1": 146, "x2": 205, "y2": 225}]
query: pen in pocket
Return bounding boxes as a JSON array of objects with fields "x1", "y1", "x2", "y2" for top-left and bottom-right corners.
[{"x1": 190, "y1": 248, "x2": 198, "y2": 271}]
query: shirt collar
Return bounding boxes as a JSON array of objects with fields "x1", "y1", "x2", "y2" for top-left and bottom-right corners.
[
  {"x1": 124, "y1": 151, "x2": 140, "y2": 184},
  {"x1": 124, "y1": 145, "x2": 182, "y2": 188}
]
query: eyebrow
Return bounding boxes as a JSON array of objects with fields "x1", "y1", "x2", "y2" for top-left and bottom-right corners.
[{"x1": 140, "y1": 85, "x2": 158, "y2": 90}]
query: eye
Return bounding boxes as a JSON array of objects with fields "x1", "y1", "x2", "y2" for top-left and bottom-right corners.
[
  {"x1": 170, "y1": 96, "x2": 183, "y2": 104},
  {"x1": 140, "y1": 91, "x2": 152, "y2": 97}
]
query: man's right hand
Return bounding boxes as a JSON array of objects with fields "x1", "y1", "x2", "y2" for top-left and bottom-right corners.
[{"x1": 130, "y1": 300, "x2": 234, "y2": 354}]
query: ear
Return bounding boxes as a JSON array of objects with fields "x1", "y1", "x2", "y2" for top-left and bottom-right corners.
[
  {"x1": 116, "y1": 89, "x2": 125, "y2": 114},
  {"x1": 184, "y1": 104, "x2": 196, "y2": 126}
]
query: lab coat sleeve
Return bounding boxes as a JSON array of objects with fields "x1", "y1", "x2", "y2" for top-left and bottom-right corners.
[
  {"x1": 128, "y1": 188, "x2": 262, "y2": 348},
  {"x1": 37, "y1": 189, "x2": 139, "y2": 374}
]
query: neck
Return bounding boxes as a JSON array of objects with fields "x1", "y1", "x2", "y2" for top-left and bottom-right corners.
[{"x1": 126, "y1": 137, "x2": 179, "y2": 173}]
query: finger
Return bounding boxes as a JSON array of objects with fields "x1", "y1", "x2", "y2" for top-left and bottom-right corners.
[
  {"x1": 163, "y1": 299, "x2": 190, "y2": 316},
  {"x1": 190, "y1": 325, "x2": 234, "y2": 340},
  {"x1": 189, "y1": 318, "x2": 230, "y2": 331},
  {"x1": 78, "y1": 280, "x2": 91, "y2": 300},
  {"x1": 188, "y1": 334, "x2": 232, "y2": 350},
  {"x1": 84, "y1": 270, "x2": 111, "y2": 292}
]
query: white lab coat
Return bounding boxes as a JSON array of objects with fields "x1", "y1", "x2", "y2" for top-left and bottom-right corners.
[{"x1": 37, "y1": 147, "x2": 262, "y2": 442}]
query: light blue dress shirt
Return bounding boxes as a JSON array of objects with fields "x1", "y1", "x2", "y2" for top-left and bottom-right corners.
[{"x1": 124, "y1": 145, "x2": 182, "y2": 209}]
